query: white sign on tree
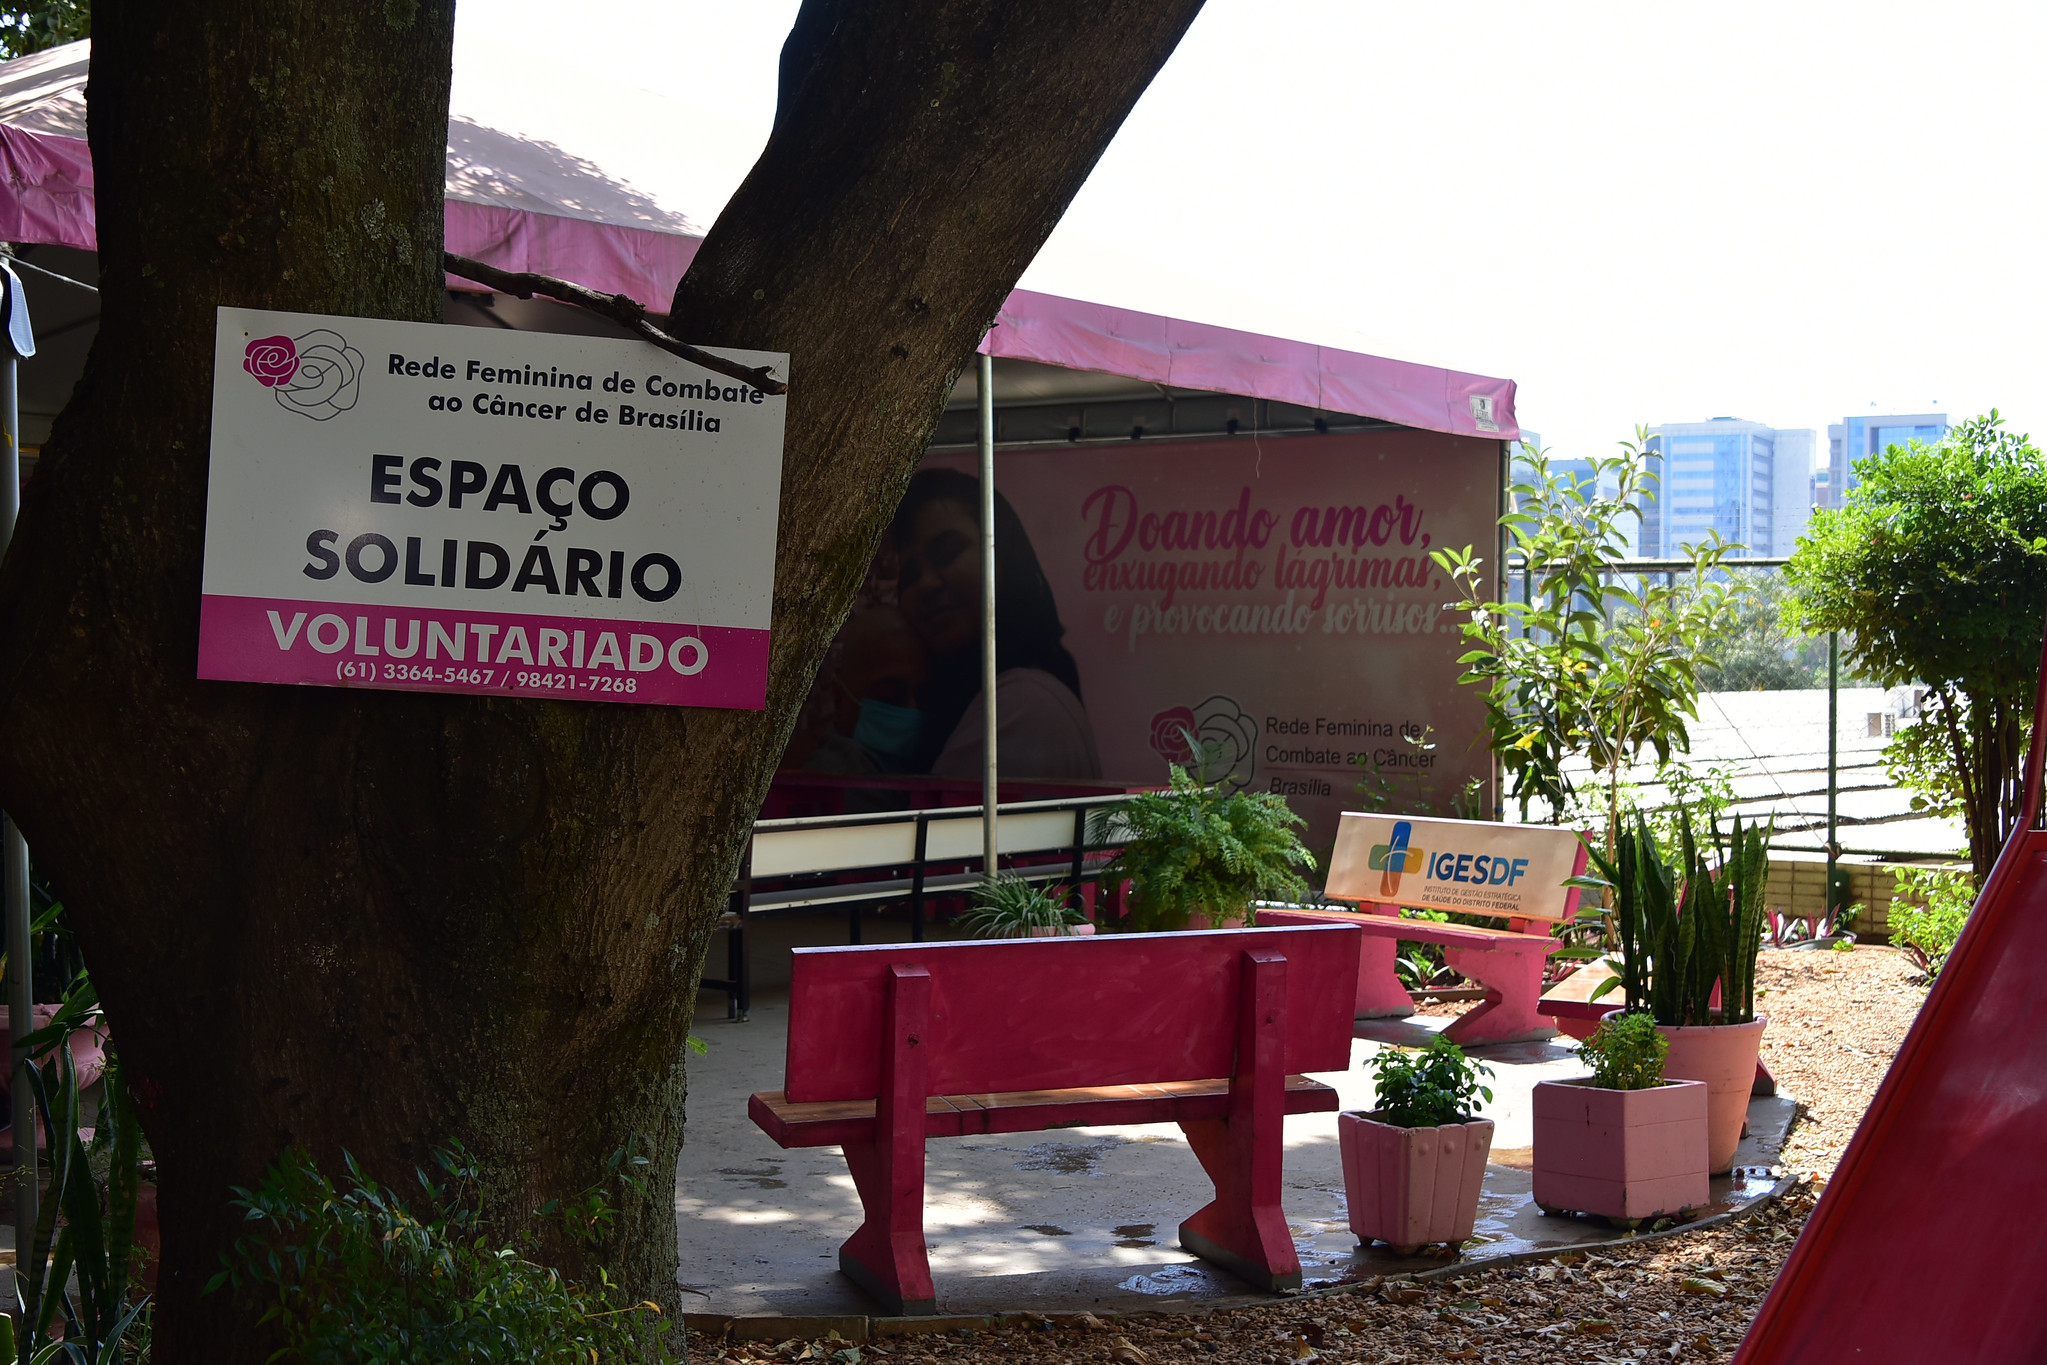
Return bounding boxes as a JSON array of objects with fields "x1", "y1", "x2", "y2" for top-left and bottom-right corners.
[{"x1": 199, "y1": 308, "x2": 786, "y2": 709}]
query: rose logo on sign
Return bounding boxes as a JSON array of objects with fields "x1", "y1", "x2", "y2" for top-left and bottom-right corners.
[{"x1": 244, "y1": 329, "x2": 364, "y2": 422}]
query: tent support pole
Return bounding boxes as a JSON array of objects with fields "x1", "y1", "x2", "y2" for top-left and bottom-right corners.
[
  {"x1": 0, "y1": 262, "x2": 32, "y2": 1341},
  {"x1": 979, "y1": 349, "x2": 998, "y2": 879}
]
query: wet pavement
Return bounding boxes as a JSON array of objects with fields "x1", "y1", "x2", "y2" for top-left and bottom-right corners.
[{"x1": 677, "y1": 990, "x2": 1794, "y2": 1318}]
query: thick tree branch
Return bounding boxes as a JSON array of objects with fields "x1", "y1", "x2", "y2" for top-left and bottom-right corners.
[{"x1": 443, "y1": 251, "x2": 788, "y2": 395}]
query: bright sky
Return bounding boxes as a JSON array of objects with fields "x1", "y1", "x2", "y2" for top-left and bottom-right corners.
[{"x1": 459, "y1": 0, "x2": 2047, "y2": 462}]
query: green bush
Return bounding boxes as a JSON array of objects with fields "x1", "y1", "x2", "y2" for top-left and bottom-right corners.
[
  {"x1": 1578, "y1": 1011, "x2": 1667, "y2": 1091},
  {"x1": 1092, "y1": 763, "x2": 1314, "y2": 931},
  {"x1": 1889, "y1": 867, "x2": 1977, "y2": 979},
  {"x1": 209, "y1": 1144, "x2": 678, "y2": 1365},
  {"x1": 1368, "y1": 1036, "x2": 1494, "y2": 1129}
]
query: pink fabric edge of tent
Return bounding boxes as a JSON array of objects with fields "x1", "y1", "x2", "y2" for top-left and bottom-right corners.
[{"x1": 0, "y1": 124, "x2": 1518, "y2": 442}]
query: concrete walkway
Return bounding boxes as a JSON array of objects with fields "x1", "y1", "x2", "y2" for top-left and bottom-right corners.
[{"x1": 676, "y1": 991, "x2": 1793, "y2": 1319}]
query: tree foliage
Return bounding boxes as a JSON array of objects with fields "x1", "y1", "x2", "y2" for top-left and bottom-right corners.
[
  {"x1": 1696, "y1": 568, "x2": 1831, "y2": 691},
  {"x1": 1785, "y1": 412, "x2": 2047, "y2": 876},
  {"x1": 0, "y1": 0, "x2": 87, "y2": 59},
  {"x1": 1433, "y1": 434, "x2": 1737, "y2": 844}
]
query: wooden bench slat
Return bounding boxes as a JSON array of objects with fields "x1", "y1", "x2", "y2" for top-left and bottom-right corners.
[{"x1": 750, "y1": 1075, "x2": 1339, "y2": 1149}]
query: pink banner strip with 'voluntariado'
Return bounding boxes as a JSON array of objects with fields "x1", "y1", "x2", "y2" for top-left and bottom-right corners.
[{"x1": 198, "y1": 594, "x2": 769, "y2": 710}]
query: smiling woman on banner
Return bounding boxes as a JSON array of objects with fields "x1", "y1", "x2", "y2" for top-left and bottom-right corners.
[{"x1": 891, "y1": 468, "x2": 1100, "y2": 780}]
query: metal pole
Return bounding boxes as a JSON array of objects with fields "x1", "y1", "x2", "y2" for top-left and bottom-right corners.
[
  {"x1": 0, "y1": 260, "x2": 32, "y2": 1332},
  {"x1": 1827, "y1": 630, "x2": 1841, "y2": 919},
  {"x1": 978, "y1": 350, "x2": 998, "y2": 877}
]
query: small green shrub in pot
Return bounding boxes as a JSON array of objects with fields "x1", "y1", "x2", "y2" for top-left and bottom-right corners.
[
  {"x1": 1091, "y1": 761, "x2": 1315, "y2": 931},
  {"x1": 1578, "y1": 1011, "x2": 1668, "y2": 1091},
  {"x1": 1367, "y1": 1035, "x2": 1495, "y2": 1129},
  {"x1": 957, "y1": 874, "x2": 1088, "y2": 937}
]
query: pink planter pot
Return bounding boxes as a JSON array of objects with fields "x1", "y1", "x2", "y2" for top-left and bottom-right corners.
[
  {"x1": 1338, "y1": 1111, "x2": 1493, "y2": 1254},
  {"x1": 1024, "y1": 924, "x2": 1096, "y2": 937},
  {"x1": 1532, "y1": 1078, "x2": 1709, "y2": 1221},
  {"x1": 1656, "y1": 1016, "x2": 1767, "y2": 1175}
]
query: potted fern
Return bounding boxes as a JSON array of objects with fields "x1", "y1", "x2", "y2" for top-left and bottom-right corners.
[
  {"x1": 956, "y1": 875, "x2": 1093, "y2": 938},
  {"x1": 1340, "y1": 1036, "x2": 1495, "y2": 1255},
  {"x1": 1092, "y1": 762, "x2": 1314, "y2": 931},
  {"x1": 1576, "y1": 811, "x2": 1770, "y2": 1174},
  {"x1": 1532, "y1": 1011, "x2": 1708, "y2": 1225}
]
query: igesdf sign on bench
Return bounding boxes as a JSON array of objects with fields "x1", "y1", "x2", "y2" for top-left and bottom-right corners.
[
  {"x1": 1324, "y1": 812, "x2": 1587, "y2": 920},
  {"x1": 198, "y1": 308, "x2": 786, "y2": 708}
]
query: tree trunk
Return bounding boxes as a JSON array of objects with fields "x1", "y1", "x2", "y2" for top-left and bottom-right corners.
[{"x1": 0, "y1": 1, "x2": 1205, "y2": 1359}]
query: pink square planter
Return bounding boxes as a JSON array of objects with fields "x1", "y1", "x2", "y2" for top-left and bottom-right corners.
[
  {"x1": 1338, "y1": 1112, "x2": 1494, "y2": 1254},
  {"x1": 1532, "y1": 1078, "x2": 1710, "y2": 1223}
]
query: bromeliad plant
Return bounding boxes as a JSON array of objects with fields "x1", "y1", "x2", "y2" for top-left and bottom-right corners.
[
  {"x1": 1367, "y1": 1036, "x2": 1495, "y2": 1129},
  {"x1": 958, "y1": 874, "x2": 1089, "y2": 937},
  {"x1": 1577, "y1": 811, "x2": 1771, "y2": 1027},
  {"x1": 13, "y1": 973, "x2": 151, "y2": 1365},
  {"x1": 1091, "y1": 756, "x2": 1315, "y2": 932}
]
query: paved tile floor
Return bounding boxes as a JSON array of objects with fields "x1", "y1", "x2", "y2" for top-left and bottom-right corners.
[{"x1": 676, "y1": 992, "x2": 1792, "y2": 1318}]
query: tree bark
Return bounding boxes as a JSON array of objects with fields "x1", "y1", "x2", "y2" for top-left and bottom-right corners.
[{"x1": 0, "y1": 0, "x2": 1204, "y2": 1359}]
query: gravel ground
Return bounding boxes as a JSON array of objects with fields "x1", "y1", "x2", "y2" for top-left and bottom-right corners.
[
  {"x1": 1752, "y1": 944, "x2": 1925, "y2": 1179},
  {"x1": 689, "y1": 949, "x2": 1927, "y2": 1365}
]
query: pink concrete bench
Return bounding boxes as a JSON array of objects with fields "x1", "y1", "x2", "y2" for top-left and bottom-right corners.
[
  {"x1": 747, "y1": 924, "x2": 1362, "y2": 1313},
  {"x1": 1258, "y1": 814, "x2": 1590, "y2": 1047},
  {"x1": 1256, "y1": 904, "x2": 1562, "y2": 1046}
]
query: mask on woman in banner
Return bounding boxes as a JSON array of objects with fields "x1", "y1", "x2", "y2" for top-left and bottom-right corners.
[{"x1": 854, "y1": 697, "x2": 923, "y2": 765}]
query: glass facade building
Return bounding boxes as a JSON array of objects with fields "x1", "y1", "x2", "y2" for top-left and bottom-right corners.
[{"x1": 1641, "y1": 419, "x2": 1816, "y2": 558}]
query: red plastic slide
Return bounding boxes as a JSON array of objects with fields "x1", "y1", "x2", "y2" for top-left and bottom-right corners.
[{"x1": 1734, "y1": 631, "x2": 2047, "y2": 1363}]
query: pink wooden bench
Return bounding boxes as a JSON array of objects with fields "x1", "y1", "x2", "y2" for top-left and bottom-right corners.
[
  {"x1": 747, "y1": 925, "x2": 1362, "y2": 1314},
  {"x1": 1257, "y1": 814, "x2": 1588, "y2": 1047}
]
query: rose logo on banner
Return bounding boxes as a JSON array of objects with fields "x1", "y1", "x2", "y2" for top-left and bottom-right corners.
[
  {"x1": 1147, "y1": 706, "x2": 1198, "y2": 764},
  {"x1": 244, "y1": 329, "x2": 364, "y2": 422},
  {"x1": 1146, "y1": 694, "x2": 1256, "y2": 790}
]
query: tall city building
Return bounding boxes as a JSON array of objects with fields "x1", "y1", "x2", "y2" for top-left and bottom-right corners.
[
  {"x1": 1819, "y1": 412, "x2": 1948, "y2": 509},
  {"x1": 1640, "y1": 418, "x2": 1817, "y2": 559}
]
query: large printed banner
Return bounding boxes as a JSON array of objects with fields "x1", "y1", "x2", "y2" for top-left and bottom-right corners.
[
  {"x1": 199, "y1": 308, "x2": 786, "y2": 708},
  {"x1": 789, "y1": 429, "x2": 1502, "y2": 851}
]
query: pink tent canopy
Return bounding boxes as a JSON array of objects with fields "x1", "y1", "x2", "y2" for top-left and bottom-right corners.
[{"x1": 0, "y1": 40, "x2": 1517, "y2": 442}]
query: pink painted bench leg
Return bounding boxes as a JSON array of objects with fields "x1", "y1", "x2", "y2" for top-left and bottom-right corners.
[
  {"x1": 836, "y1": 964, "x2": 938, "y2": 1315},
  {"x1": 1352, "y1": 933, "x2": 1417, "y2": 1018},
  {"x1": 1178, "y1": 949, "x2": 1302, "y2": 1291},
  {"x1": 1441, "y1": 939, "x2": 1557, "y2": 1046}
]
